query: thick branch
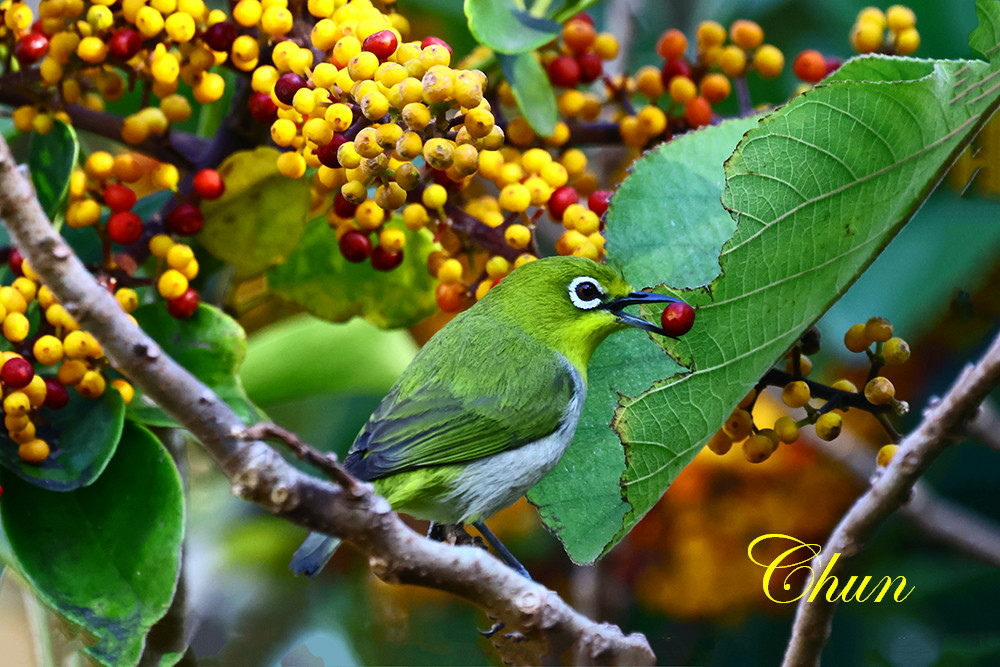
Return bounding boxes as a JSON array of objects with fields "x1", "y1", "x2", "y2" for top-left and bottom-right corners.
[
  {"x1": 0, "y1": 135, "x2": 653, "y2": 666},
  {"x1": 783, "y1": 328, "x2": 1000, "y2": 667}
]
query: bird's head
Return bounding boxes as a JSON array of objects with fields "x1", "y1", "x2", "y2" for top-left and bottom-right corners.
[{"x1": 481, "y1": 256, "x2": 684, "y2": 371}]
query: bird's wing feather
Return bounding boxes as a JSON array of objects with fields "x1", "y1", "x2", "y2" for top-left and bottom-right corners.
[{"x1": 344, "y1": 314, "x2": 579, "y2": 481}]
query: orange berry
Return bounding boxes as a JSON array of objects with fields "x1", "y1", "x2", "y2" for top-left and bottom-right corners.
[
  {"x1": 729, "y1": 19, "x2": 764, "y2": 50},
  {"x1": 656, "y1": 28, "x2": 687, "y2": 60},
  {"x1": 684, "y1": 96, "x2": 712, "y2": 128},
  {"x1": 793, "y1": 49, "x2": 827, "y2": 83},
  {"x1": 562, "y1": 19, "x2": 596, "y2": 54},
  {"x1": 699, "y1": 73, "x2": 731, "y2": 103}
]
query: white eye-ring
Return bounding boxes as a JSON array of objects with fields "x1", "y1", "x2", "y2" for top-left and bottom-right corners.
[{"x1": 568, "y1": 276, "x2": 605, "y2": 310}]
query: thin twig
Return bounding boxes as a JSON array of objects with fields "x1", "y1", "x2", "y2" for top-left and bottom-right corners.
[
  {"x1": 783, "y1": 328, "x2": 1000, "y2": 667},
  {"x1": 0, "y1": 133, "x2": 655, "y2": 667}
]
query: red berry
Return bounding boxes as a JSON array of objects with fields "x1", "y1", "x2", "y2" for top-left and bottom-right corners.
[
  {"x1": 660, "y1": 58, "x2": 692, "y2": 87},
  {"x1": 2, "y1": 358, "x2": 34, "y2": 389},
  {"x1": 548, "y1": 185, "x2": 579, "y2": 221},
  {"x1": 103, "y1": 184, "x2": 137, "y2": 211},
  {"x1": 660, "y1": 301, "x2": 695, "y2": 337},
  {"x1": 315, "y1": 134, "x2": 347, "y2": 168},
  {"x1": 202, "y1": 21, "x2": 236, "y2": 52},
  {"x1": 421, "y1": 36, "x2": 452, "y2": 54},
  {"x1": 339, "y1": 231, "x2": 371, "y2": 263},
  {"x1": 43, "y1": 377, "x2": 69, "y2": 409},
  {"x1": 14, "y1": 33, "x2": 49, "y2": 65},
  {"x1": 363, "y1": 30, "x2": 398, "y2": 61},
  {"x1": 825, "y1": 56, "x2": 844, "y2": 77},
  {"x1": 332, "y1": 192, "x2": 357, "y2": 218},
  {"x1": 570, "y1": 12, "x2": 594, "y2": 25},
  {"x1": 192, "y1": 169, "x2": 225, "y2": 200},
  {"x1": 8, "y1": 248, "x2": 24, "y2": 276},
  {"x1": 577, "y1": 52, "x2": 603, "y2": 83},
  {"x1": 588, "y1": 190, "x2": 612, "y2": 218},
  {"x1": 108, "y1": 28, "x2": 143, "y2": 61},
  {"x1": 371, "y1": 245, "x2": 403, "y2": 271},
  {"x1": 166, "y1": 203, "x2": 204, "y2": 236},
  {"x1": 547, "y1": 55, "x2": 581, "y2": 88},
  {"x1": 167, "y1": 288, "x2": 200, "y2": 319},
  {"x1": 107, "y1": 211, "x2": 144, "y2": 245},
  {"x1": 31, "y1": 20, "x2": 51, "y2": 37},
  {"x1": 274, "y1": 72, "x2": 308, "y2": 106},
  {"x1": 248, "y1": 91, "x2": 278, "y2": 124}
]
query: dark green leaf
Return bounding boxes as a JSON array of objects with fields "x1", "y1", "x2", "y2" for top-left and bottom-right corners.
[
  {"x1": 267, "y1": 216, "x2": 438, "y2": 329},
  {"x1": 529, "y1": 116, "x2": 761, "y2": 563},
  {"x1": 465, "y1": 0, "x2": 560, "y2": 54},
  {"x1": 28, "y1": 120, "x2": 79, "y2": 220},
  {"x1": 128, "y1": 303, "x2": 262, "y2": 426},
  {"x1": 0, "y1": 423, "x2": 184, "y2": 666},
  {"x1": 499, "y1": 52, "x2": 558, "y2": 137},
  {"x1": 0, "y1": 389, "x2": 125, "y2": 491},
  {"x1": 199, "y1": 147, "x2": 312, "y2": 278}
]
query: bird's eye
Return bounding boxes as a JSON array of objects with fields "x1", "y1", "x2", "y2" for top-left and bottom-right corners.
[{"x1": 568, "y1": 276, "x2": 604, "y2": 310}]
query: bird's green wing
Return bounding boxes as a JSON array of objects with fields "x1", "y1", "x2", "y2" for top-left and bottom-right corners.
[{"x1": 343, "y1": 315, "x2": 580, "y2": 481}]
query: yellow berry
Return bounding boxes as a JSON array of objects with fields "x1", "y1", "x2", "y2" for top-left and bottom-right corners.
[
  {"x1": 116, "y1": 288, "x2": 140, "y2": 313},
  {"x1": 896, "y1": 27, "x2": 920, "y2": 55},
  {"x1": 276, "y1": 151, "x2": 307, "y2": 179},
  {"x1": 864, "y1": 377, "x2": 896, "y2": 405},
  {"x1": 753, "y1": 44, "x2": 784, "y2": 78},
  {"x1": 876, "y1": 443, "x2": 899, "y2": 467},
  {"x1": 18, "y1": 439, "x2": 50, "y2": 464},
  {"x1": 77, "y1": 370, "x2": 107, "y2": 399},
  {"x1": 4, "y1": 391, "x2": 31, "y2": 416},
  {"x1": 883, "y1": 337, "x2": 911, "y2": 365},
  {"x1": 3, "y1": 312, "x2": 30, "y2": 342},
  {"x1": 706, "y1": 430, "x2": 733, "y2": 456},
  {"x1": 504, "y1": 224, "x2": 532, "y2": 250},
  {"x1": 111, "y1": 379, "x2": 134, "y2": 404},
  {"x1": 730, "y1": 19, "x2": 764, "y2": 50},
  {"x1": 742, "y1": 433, "x2": 777, "y2": 463},
  {"x1": 58, "y1": 360, "x2": 88, "y2": 386},
  {"x1": 781, "y1": 380, "x2": 811, "y2": 409},
  {"x1": 722, "y1": 408, "x2": 754, "y2": 440},
  {"x1": 158, "y1": 269, "x2": 189, "y2": 299},
  {"x1": 815, "y1": 412, "x2": 843, "y2": 441},
  {"x1": 774, "y1": 416, "x2": 799, "y2": 444},
  {"x1": 402, "y1": 203, "x2": 429, "y2": 230},
  {"x1": 149, "y1": 234, "x2": 175, "y2": 258},
  {"x1": 886, "y1": 5, "x2": 916, "y2": 32},
  {"x1": 33, "y1": 335, "x2": 64, "y2": 366},
  {"x1": 719, "y1": 45, "x2": 747, "y2": 78},
  {"x1": 437, "y1": 258, "x2": 463, "y2": 283},
  {"x1": 499, "y1": 183, "x2": 531, "y2": 212},
  {"x1": 422, "y1": 184, "x2": 448, "y2": 209},
  {"x1": 844, "y1": 323, "x2": 871, "y2": 353}
]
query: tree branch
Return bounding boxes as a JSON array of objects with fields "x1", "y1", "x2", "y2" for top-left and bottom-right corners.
[
  {"x1": 0, "y1": 134, "x2": 654, "y2": 666},
  {"x1": 783, "y1": 328, "x2": 1000, "y2": 667}
]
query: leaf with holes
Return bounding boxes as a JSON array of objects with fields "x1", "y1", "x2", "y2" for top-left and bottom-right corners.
[{"x1": 533, "y1": 0, "x2": 1000, "y2": 562}]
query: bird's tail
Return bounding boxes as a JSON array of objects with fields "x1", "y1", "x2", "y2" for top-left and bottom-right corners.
[{"x1": 290, "y1": 532, "x2": 342, "y2": 576}]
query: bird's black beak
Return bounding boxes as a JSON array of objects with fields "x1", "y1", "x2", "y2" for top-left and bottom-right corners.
[{"x1": 604, "y1": 291, "x2": 684, "y2": 337}]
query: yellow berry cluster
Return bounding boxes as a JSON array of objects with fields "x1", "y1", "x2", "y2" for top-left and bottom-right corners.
[
  {"x1": 851, "y1": 5, "x2": 919, "y2": 55},
  {"x1": 2, "y1": 0, "x2": 232, "y2": 140},
  {"x1": 0, "y1": 250, "x2": 136, "y2": 463},
  {"x1": 706, "y1": 317, "x2": 910, "y2": 464}
]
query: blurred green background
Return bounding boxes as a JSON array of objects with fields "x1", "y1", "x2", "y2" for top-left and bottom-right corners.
[{"x1": 64, "y1": 0, "x2": 999, "y2": 665}]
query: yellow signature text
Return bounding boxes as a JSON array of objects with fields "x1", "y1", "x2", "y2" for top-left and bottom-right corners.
[{"x1": 747, "y1": 534, "x2": 914, "y2": 604}]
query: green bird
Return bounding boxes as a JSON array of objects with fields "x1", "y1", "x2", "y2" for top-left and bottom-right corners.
[{"x1": 291, "y1": 256, "x2": 686, "y2": 577}]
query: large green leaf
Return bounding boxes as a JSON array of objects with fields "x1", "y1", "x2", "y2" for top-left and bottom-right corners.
[
  {"x1": 0, "y1": 423, "x2": 184, "y2": 666},
  {"x1": 529, "y1": 117, "x2": 762, "y2": 563},
  {"x1": 0, "y1": 390, "x2": 124, "y2": 491},
  {"x1": 266, "y1": 216, "x2": 438, "y2": 329},
  {"x1": 128, "y1": 302, "x2": 261, "y2": 426},
  {"x1": 29, "y1": 120, "x2": 79, "y2": 220},
  {"x1": 198, "y1": 147, "x2": 311, "y2": 278},
  {"x1": 499, "y1": 52, "x2": 558, "y2": 137},
  {"x1": 465, "y1": 0, "x2": 560, "y2": 54},
  {"x1": 534, "y1": 1, "x2": 1000, "y2": 562}
]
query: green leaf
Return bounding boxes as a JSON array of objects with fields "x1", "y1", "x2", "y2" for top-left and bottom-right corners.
[
  {"x1": 241, "y1": 315, "x2": 416, "y2": 408},
  {"x1": 198, "y1": 147, "x2": 312, "y2": 278},
  {"x1": 267, "y1": 216, "x2": 438, "y2": 329},
  {"x1": 0, "y1": 423, "x2": 184, "y2": 666},
  {"x1": 29, "y1": 120, "x2": 79, "y2": 220},
  {"x1": 536, "y1": 2, "x2": 1000, "y2": 562},
  {"x1": 465, "y1": 0, "x2": 560, "y2": 54},
  {"x1": 128, "y1": 303, "x2": 262, "y2": 426},
  {"x1": 551, "y1": 0, "x2": 603, "y2": 23},
  {"x1": 529, "y1": 116, "x2": 762, "y2": 563},
  {"x1": 0, "y1": 390, "x2": 124, "y2": 491},
  {"x1": 499, "y1": 52, "x2": 558, "y2": 137}
]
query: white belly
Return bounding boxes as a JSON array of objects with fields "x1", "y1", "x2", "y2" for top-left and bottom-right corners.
[{"x1": 445, "y1": 360, "x2": 585, "y2": 523}]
